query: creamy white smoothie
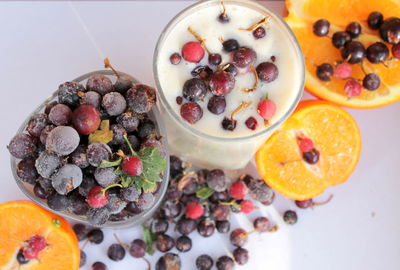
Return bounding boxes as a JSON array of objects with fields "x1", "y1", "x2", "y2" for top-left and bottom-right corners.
[{"x1": 154, "y1": 0, "x2": 304, "y2": 169}]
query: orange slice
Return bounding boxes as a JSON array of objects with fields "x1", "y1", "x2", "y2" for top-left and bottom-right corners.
[
  {"x1": 285, "y1": 0, "x2": 400, "y2": 108},
  {"x1": 0, "y1": 201, "x2": 80, "y2": 270},
  {"x1": 256, "y1": 100, "x2": 361, "y2": 200}
]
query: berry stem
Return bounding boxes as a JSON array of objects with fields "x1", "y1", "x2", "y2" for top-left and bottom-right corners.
[
  {"x1": 177, "y1": 172, "x2": 196, "y2": 191},
  {"x1": 360, "y1": 61, "x2": 368, "y2": 75},
  {"x1": 104, "y1": 58, "x2": 120, "y2": 78},
  {"x1": 113, "y1": 233, "x2": 129, "y2": 249},
  {"x1": 187, "y1": 26, "x2": 211, "y2": 54},
  {"x1": 312, "y1": 194, "x2": 334, "y2": 208},
  {"x1": 239, "y1": 17, "x2": 269, "y2": 31},
  {"x1": 242, "y1": 65, "x2": 259, "y2": 93},
  {"x1": 230, "y1": 101, "x2": 252, "y2": 121},
  {"x1": 101, "y1": 183, "x2": 123, "y2": 195},
  {"x1": 220, "y1": 1, "x2": 227, "y2": 17},
  {"x1": 142, "y1": 257, "x2": 151, "y2": 270},
  {"x1": 268, "y1": 224, "x2": 279, "y2": 232},
  {"x1": 219, "y1": 200, "x2": 240, "y2": 208},
  {"x1": 123, "y1": 134, "x2": 138, "y2": 157}
]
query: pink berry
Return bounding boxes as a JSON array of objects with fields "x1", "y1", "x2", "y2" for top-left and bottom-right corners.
[
  {"x1": 257, "y1": 99, "x2": 276, "y2": 119},
  {"x1": 240, "y1": 200, "x2": 254, "y2": 214},
  {"x1": 27, "y1": 235, "x2": 47, "y2": 252},
  {"x1": 23, "y1": 247, "x2": 38, "y2": 260},
  {"x1": 185, "y1": 201, "x2": 204, "y2": 219},
  {"x1": 229, "y1": 181, "x2": 248, "y2": 200},
  {"x1": 182, "y1": 41, "x2": 205, "y2": 63},
  {"x1": 392, "y1": 43, "x2": 400, "y2": 59},
  {"x1": 170, "y1": 52, "x2": 181, "y2": 65},
  {"x1": 344, "y1": 80, "x2": 362, "y2": 97},
  {"x1": 121, "y1": 156, "x2": 143, "y2": 176},
  {"x1": 334, "y1": 63, "x2": 352, "y2": 79},
  {"x1": 299, "y1": 138, "x2": 314, "y2": 153},
  {"x1": 87, "y1": 186, "x2": 109, "y2": 208}
]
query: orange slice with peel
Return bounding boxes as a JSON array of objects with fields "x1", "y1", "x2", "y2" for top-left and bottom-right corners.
[
  {"x1": 0, "y1": 201, "x2": 80, "y2": 270},
  {"x1": 285, "y1": 0, "x2": 400, "y2": 108},
  {"x1": 256, "y1": 100, "x2": 361, "y2": 200}
]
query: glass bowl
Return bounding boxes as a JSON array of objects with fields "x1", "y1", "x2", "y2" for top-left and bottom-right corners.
[{"x1": 10, "y1": 70, "x2": 170, "y2": 229}]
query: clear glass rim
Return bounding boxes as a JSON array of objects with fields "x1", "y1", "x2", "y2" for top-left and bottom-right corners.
[
  {"x1": 153, "y1": 0, "x2": 305, "y2": 142},
  {"x1": 10, "y1": 70, "x2": 170, "y2": 229}
]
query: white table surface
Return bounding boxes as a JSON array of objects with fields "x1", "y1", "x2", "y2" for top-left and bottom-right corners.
[{"x1": 0, "y1": 1, "x2": 399, "y2": 270}]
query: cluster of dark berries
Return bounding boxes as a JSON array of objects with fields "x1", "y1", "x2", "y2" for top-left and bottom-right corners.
[
  {"x1": 147, "y1": 156, "x2": 277, "y2": 269},
  {"x1": 169, "y1": 5, "x2": 278, "y2": 132},
  {"x1": 313, "y1": 12, "x2": 400, "y2": 97},
  {"x1": 8, "y1": 65, "x2": 167, "y2": 226}
]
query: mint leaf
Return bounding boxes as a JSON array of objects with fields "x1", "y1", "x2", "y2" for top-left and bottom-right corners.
[
  {"x1": 142, "y1": 225, "x2": 156, "y2": 255},
  {"x1": 99, "y1": 158, "x2": 122, "y2": 168},
  {"x1": 139, "y1": 147, "x2": 167, "y2": 176},
  {"x1": 196, "y1": 186, "x2": 215, "y2": 199}
]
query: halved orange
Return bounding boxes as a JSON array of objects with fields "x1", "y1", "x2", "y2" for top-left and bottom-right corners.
[
  {"x1": 285, "y1": 0, "x2": 400, "y2": 108},
  {"x1": 0, "y1": 201, "x2": 80, "y2": 270},
  {"x1": 256, "y1": 100, "x2": 361, "y2": 200}
]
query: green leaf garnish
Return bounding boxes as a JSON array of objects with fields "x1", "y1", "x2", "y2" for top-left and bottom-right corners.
[
  {"x1": 99, "y1": 158, "x2": 122, "y2": 168},
  {"x1": 142, "y1": 225, "x2": 156, "y2": 255},
  {"x1": 88, "y1": 120, "x2": 114, "y2": 144},
  {"x1": 196, "y1": 186, "x2": 215, "y2": 200}
]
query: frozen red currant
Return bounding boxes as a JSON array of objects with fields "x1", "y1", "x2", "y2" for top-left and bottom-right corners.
[
  {"x1": 344, "y1": 80, "x2": 362, "y2": 97},
  {"x1": 245, "y1": 116, "x2": 258, "y2": 130},
  {"x1": 185, "y1": 201, "x2": 204, "y2": 219},
  {"x1": 182, "y1": 41, "x2": 205, "y2": 63},
  {"x1": 299, "y1": 138, "x2": 314, "y2": 153},
  {"x1": 87, "y1": 186, "x2": 109, "y2": 208},
  {"x1": 240, "y1": 200, "x2": 254, "y2": 214},
  {"x1": 121, "y1": 156, "x2": 143, "y2": 176},
  {"x1": 257, "y1": 99, "x2": 276, "y2": 119},
  {"x1": 229, "y1": 181, "x2": 248, "y2": 200},
  {"x1": 334, "y1": 63, "x2": 352, "y2": 79},
  {"x1": 180, "y1": 102, "x2": 203, "y2": 124}
]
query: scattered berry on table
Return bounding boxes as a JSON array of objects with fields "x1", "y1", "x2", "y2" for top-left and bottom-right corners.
[
  {"x1": 229, "y1": 180, "x2": 248, "y2": 200},
  {"x1": 129, "y1": 239, "x2": 146, "y2": 258},
  {"x1": 283, "y1": 210, "x2": 298, "y2": 225},
  {"x1": 253, "y1": 216, "x2": 270, "y2": 232},
  {"x1": 176, "y1": 235, "x2": 192, "y2": 252},
  {"x1": 107, "y1": 243, "x2": 126, "y2": 261},
  {"x1": 240, "y1": 200, "x2": 254, "y2": 213},
  {"x1": 156, "y1": 234, "x2": 175, "y2": 252},
  {"x1": 91, "y1": 261, "x2": 108, "y2": 270},
  {"x1": 185, "y1": 201, "x2": 204, "y2": 219},
  {"x1": 196, "y1": 254, "x2": 214, "y2": 270},
  {"x1": 233, "y1": 247, "x2": 249, "y2": 265},
  {"x1": 230, "y1": 228, "x2": 248, "y2": 247},
  {"x1": 216, "y1": 255, "x2": 235, "y2": 270}
]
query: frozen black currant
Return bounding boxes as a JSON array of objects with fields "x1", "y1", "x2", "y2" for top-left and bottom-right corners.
[
  {"x1": 233, "y1": 47, "x2": 257, "y2": 68},
  {"x1": 102, "y1": 92, "x2": 127, "y2": 116},
  {"x1": 332, "y1": 31, "x2": 351, "y2": 49},
  {"x1": 176, "y1": 235, "x2": 192, "y2": 252},
  {"x1": 46, "y1": 126, "x2": 80, "y2": 156},
  {"x1": 106, "y1": 193, "x2": 127, "y2": 214},
  {"x1": 88, "y1": 228, "x2": 104, "y2": 244},
  {"x1": 156, "y1": 234, "x2": 175, "y2": 252},
  {"x1": 216, "y1": 220, "x2": 230, "y2": 233},
  {"x1": 49, "y1": 104, "x2": 72, "y2": 126},
  {"x1": 363, "y1": 73, "x2": 381, "y2": 91},
  {"x1": 69, "y1": 145, "x2": 89, "y2": 169},
  {"x1": 35, "y1": 151, "x2": 61, "y2": 178},
  {"x1": 107, "y1": 243, "x2": 126, "y2": 261},
  {"x1": 346, "y1": 22, "x2": 362, "y2": 38},
  {"x1": 27, "y1": 113, "x2": 48, "y2": 137},
  {"x1": 114, "y1": 75, "x2": 133, "y2": 94},
  {"x1": 86, "y1": 143, "x2": 112, "y2": 167},
  {"x1": 58, "y1": 81, "x2": 85, "y2": 107},
  {"x1": 209, "y1": 53, "x2": 222, "y2": 65},
  {"x1": 341, "y1": 41, "x2": 366, "y2": 64},
  {"x1": 87, "y1": 207, "x2": 111, "y2": 226},
  {"x1": 120, "y1": 185, "x2": 141, "y2": 202},
  {"x1": 283, "y1": 210, "x2": 298, "y2": 225},
  {"x1": 116, "y1": 111, "x2": 139, "y2": 133},
  {"x1": 17, "y1": 158, "x2": 38, "y2": 183},
  {"x1": 47, "y1": 192, "x2": 69, "y2": 211},
  {"x1": 233, "y1": 247, "x2": 249, "y2": 265},
  {"x1": 73, "y1": 223, "x2": 89, "y2": 241},
  {"x1": 379, "y1": 17, "x2": 400, "y2": 44},
  {"x1": 366, "y1": 42, "x2": 389, "y2": 63},
  {"x1": 176, "y1": 217, "x2": 197, "y2": 235},
  {"x1": 109, "y1": 124, "x2": 127, "y2": 146},
  {"x1": 316, "y1": 63, "x2": 334, "y2": 81},
  {"x1": 182, "y1": 78, "x2": 207, "y2": 102},
  {"x1": 80, "y1": 250, "x2": 87, "y2": 267},
  {"x1": 82, "y1": 91, "x2": 101, "y2": 108},
  {"x1": 222, "y1": 117, "x2": 236, "y2": 131},
  {"x1": 211, "y1": 204, "x2": 230, "y2": 221},
  {"x1": 216, "y1": 256, "x2": 234, "y2": 270},
  {"x1": 156, "y1": 253, "x2": 181, "y2": 270},
  {"x1": 313, "y1": 19, "x2": 330, "y2": 36},
  {"x1": 256, "y1": 62, "x2": 279, "y2": 82},
  {"x1": 137, "y1": 119, "x2": 156, "y2": 139},
  {"x1": 126, "y1": 84, "x2": 156, "y2": 114},
  {"x1": 8, "y1": 133, "x2": 37, "y2": 159},
  {"x1": 92, "y1": 261, "x2": 107, "y2": 270},
  {"x1": 206, "y1": 169, "x2": 227, "y2": 192},
  {"x1": 151, "y1": 218, "x2": 169, "y2": 234},
  {"x1": 222, "y1": 39, "x2": 239, "y2": 52},
  {"x1": 368, "y1": 12, "x2": 384, "y2": 30},
  {"x1": 196, "y1": 254, "x2": 213, "y2": 270},
  {"x1": 51, "y1": 164, "x2": 83, "y2": 195},
  {"x1": 86, "y1": 74, "x2": 113, "y2": 95},
  {"x1": 129, "y1": 239, "x2": 146, "y2": 258},
  {"x1": 160, "y1": 200, "x2": 182, "y2": 218}
]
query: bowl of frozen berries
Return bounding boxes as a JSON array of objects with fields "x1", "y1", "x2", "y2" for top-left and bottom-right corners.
[{"x1": 8, "y1": 63, "x2": 169, "y2": 228}]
